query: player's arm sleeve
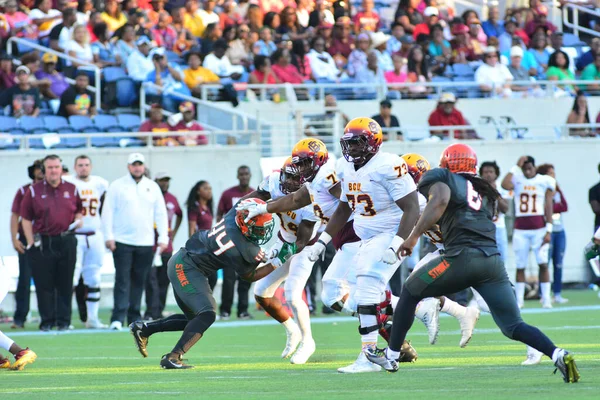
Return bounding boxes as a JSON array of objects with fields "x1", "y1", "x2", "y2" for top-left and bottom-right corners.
[
  {"x1": 101, "y1": 183, "x2": 116, "y2": 241},
  {"x1": 301, "y1": 204, "x2": 320, "y2": 222},
  {"x1": 154, "y1": 184, "x2": 169, "y2": 245}
]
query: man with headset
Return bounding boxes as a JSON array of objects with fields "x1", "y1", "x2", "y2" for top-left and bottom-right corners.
[{"x1": 20, "y1": 155, "x2": 83, "y2": 332}]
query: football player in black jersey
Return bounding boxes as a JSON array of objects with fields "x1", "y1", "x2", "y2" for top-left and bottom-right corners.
[
  {"x1": 129, "y1": 198, "x2": 280, "y2": 369},
  {"x1": 366, "y1": 144, "x2": 580, "y2": 384}
]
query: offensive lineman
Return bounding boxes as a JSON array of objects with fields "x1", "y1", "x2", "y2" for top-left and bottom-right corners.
[
  {"x1": 501, "y1": 156, "x2": 555, "y2": 309},
  {"x1": 250, "y1": 157, "x2": 320, "y2": 364},
  {"x1": 130, "y1": 199, "x2": 280, "y2": 369},
  {"x1": 366, "y1": 144, "x2": 580, "y2": 384},
  {"x1": 66, "y1": 155, "x2": 109, "y2": 328}
]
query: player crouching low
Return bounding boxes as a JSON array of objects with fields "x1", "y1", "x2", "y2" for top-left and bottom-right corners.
[{"x1": 129, "y1": 199, "x2": 281, "y2": 369}]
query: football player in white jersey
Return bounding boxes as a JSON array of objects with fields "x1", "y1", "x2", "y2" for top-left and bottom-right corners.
[
  {"x1": 246, "y1": 157, "x2": 320, "y2": 364},
  {"x1": 68, "y1": 155, "x2": 110, "y2": 328},
  {"x1": 402, "y1": 154, "x2": 481, "y2": 347},
  {"x1": 307, "y1": 118, "x2": 420, "y2": 372},
  {"x1": 502, "y1": 156, "x2": 555, "y2": 309}
]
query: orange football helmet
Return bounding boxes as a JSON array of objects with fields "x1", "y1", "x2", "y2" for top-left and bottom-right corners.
[
  {"x1": 235, "y1": 198, "x2": 275, "y2": 245},
  {"x1": 279, "y1": 156, "x2": 302, "y2": 194},
  {"x1": 291, "y1": 138, "x2": 329, "y2": 184},
  {"x1": 401, "y1": 153, "x2": 431, "y2": 184},
  {"x1": 439, "y1": 144, "x2": 478, "y2": 174},
  {"x1": 341, "y1": 117, "x2": 383, "y2": 164}
]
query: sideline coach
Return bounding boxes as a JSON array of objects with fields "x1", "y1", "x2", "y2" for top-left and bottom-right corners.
[{"x1": 20, "y1": 155, "x2": 83, "y2": 331}]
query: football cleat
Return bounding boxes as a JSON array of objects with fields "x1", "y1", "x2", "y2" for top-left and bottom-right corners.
[
  {"x1": 522, "y1": 346, "x2": 543, "y2": 366},
  {"x1": 341, "y1": 117, "x2": 383, "y2": 165},
  {"x1": 553, "y1": 350, "x2": 580, "y2": 383},
  {"x1": 86, "y1": 319, "x2": 108, "y2": 329},
  {"x1": 364, "y1": 347, "x2": 399, "y2": 373},
  {"x1": 458, "y1": 306, "x2": 480, "y2": 348},
  {"x1": 160, "y1": 353, "x2": 194, "y2": 370},
  {"x1": 290, "y1": 338, "x2": 316, "y2": 365},
  {"x1": 0, "y1": 355, "x2": 10, "y2": 369},
  {"x1": 129, "y1": 321, "x2": 149, "y2": 358},
  {"x1": 10, "y1": 348, "x2": 37, "y2": 371},
  {"x1": 415, "y1": 298, "x2": 441, "y2": 345},
  {"x1": 337, "y1": 351, "x2": 382, "y2": 374},
  {"x1": 109, "y1": 320, "x2": 123, "y2": 331},
  {"x1": 553, "y1": 295, "x2": 569, "y2": 304},
  {"x1": 541, "y1": 298, "x2": 553, "y2": 309},
  {"x1": 399, "y1": 340, "x2": 418, "y2": 363},
  {"x1": 281, "y1": 326, "x2": 302, "y2": 359}
]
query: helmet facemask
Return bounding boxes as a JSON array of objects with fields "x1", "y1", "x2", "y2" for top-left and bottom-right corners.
[
  {"x1": 341, "y1": 136, "x2": 372, "y2": 164},
  {"x1": 280, "y1": 168, "x2": 302, "y2": 194},
  {"x1": 244, "y1": 215, "x2": 274, "y2": 245},
  {"x1": 291, "y1": 157, "x2": 318, "y2": 184}
]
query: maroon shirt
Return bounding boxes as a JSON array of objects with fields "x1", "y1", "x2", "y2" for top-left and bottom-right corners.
[
  {"x1": 161, "y1": 191, "x2": 182, "y2": 253},
  {"x1": 217, "y1": 185, "x2": 254, "y2": 218},
  {"x1": 11, "y1": 183, "x2": 31, "y2": 238},
  {"x1": 20, "y1": 179, "x2": 82, "y2": 236},
  {"x1": 188, "y1": 201, "x2": 213, "y2": 231}
]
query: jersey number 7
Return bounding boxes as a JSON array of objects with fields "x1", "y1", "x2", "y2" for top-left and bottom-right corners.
[{"x1": 207, "y1": 222, "x2": 235, "y2": 255}]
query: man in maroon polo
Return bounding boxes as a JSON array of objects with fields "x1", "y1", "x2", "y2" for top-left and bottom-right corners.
[
  {"x1": 216, "y1": 165, "x2": 254, "y2": 320},
  {"x1": 20, "y1": 155, "x2": 83, "y2": 331},
  {"x1": 9, "y1": 159, "x2": 44, "y2": 329},
  {"x1": 144, "y1": 172, "x2": 183, "y2": 320}
]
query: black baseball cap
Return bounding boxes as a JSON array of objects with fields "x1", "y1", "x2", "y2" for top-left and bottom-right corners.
[{"x1": 380, "y1": 99, "x2": 392, "y2": 108}]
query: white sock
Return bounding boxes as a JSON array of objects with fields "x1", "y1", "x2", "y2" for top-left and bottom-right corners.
[
  {"x1": 515, "y1": 282, "x2": 526, "y2": 304},
  {"x1": 359, "y1": 314, "x2": 379, "y2": 345},
  {"x1": 289, "y1": 297, "x2": 313, "y2": 341},
  {"x1": 552, "y1": 348, "x2": 563, "y2": 363},
  {"x1": 0, "y1": 331, "x2": 15, "y2": 352},
  {"x1": 440, "y1": 297, "x2": 466, "y2": 318},
  {"x1": 471, "y1": 289, "x2": 490, "y2": 313},
  {"x1": 386, "y1": 348, "x2": 400, "y2": 360},
  {"x1": 282, "y1": 318, "x2": 299, "y2": 335},
  {"x1": 391, "y1": 294, "x2": 399, "y2": 310},
  {"x1": 540, "y1": 282, "x2": 551, "y2": 302},
  {"x1": 87, "y1": 301, "x2": 100, "y2": 322}
]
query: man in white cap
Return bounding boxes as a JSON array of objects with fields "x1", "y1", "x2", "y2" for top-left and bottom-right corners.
[
  {"x1": 102, "y1": 153, "x2": 169, "y2": 330},
  {"x1": 412, "y1": 6, "x2": 439, "y2": 40},
  {"x1": 0, "y1": 66, "x2": 40, "y2": 117},
  {"x1": 475, "y1": 46, "x2": 513, "y2": 98},
  {"x1": 127, "y1": 36, "x2": 156, "y2": 82}
]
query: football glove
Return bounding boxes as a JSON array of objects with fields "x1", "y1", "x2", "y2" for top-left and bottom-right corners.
[
  {"x1": 236, "y1": 201, "x2": 268, "y2": 223},
  {"x1": 381, "y1": 236, "x2": 404, "y2": 265}
]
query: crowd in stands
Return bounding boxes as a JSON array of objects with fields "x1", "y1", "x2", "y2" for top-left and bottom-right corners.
[{"x1": 0, "y1": 0, "x2": 599, "y2": 143}]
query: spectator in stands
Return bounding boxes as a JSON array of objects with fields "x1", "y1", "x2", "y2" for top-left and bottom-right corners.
[
  {"x1": 508, "y1": 46, "x2": 529, "y2": 81},
  {"x1": 183, "y1": 50, "x2": 220, "y2": 97},
  {"x1": 347, "y1": 32, "x2": 370, "y2": 76},
  {"x1": 0, "y1": 66, "x2": 40, "y2": 117},
  {"x1": 102, "y1": 153, "x2": 168, "y2": 331},
  {"x1": 353, "y1": 0, "x2": 380, "y2": 33},
  {"x1": 581, "y1": 53, "x2": 600, "y2": 92},
  {"x1": 525, "y1": 9, "x2": 556, "y2": 38},
  {"x1": 316, "y1": 22, "x2": 334, "y2": 49},
  {"x1": 354, "y1": 51, "x2": 386, "y2": 99},
  {"x1": 499, "y1": 17, "x2": 526, "y2": 54},
  {"x1": 171, "y1": 7, "x2": 195, "y2": 55},
  {"x1": 467, "y1": 16, "x2": 485, "y2": 56},
  {"x1": 246, "y1": 4, "x2": 264, "y2": 33},
  {"x1": 49, "y1": 7, "x2": 77, "y2": 54},
  {"x1": 182, "y1": 0, "x2": 204, "y2": 37},
  {"x1": 589, "y1": 164, "x2": 600, "y2": 232},
  {"x1": 328, "y1": 16, "x2": 354, "y2": 61},
  {"x1": 147, "y1": 0, "x2": 166, "y2": 25},
  {"x1": 58, "y1": 71, "x2": 96, "y2": 117},
  {"x1": 271, "y1": 48, "x2": 305, "y2": 84},
  {"x1": 309, "y1": 0, "x2": 335, "y2": 28},
  {"x1": 503, "y1": 37, "x2": 538, "y2": 77},
  {"x1": 428, "y1": 92, "x2": 477, "y2": 139},
  {"x1": 92, "y1": 22, "x2": 122, "y2": 67},
  {"x1": 35, "y1": 53, "x2": 69, "y2": 99},
  {"x1": 547, "y1": 50, "x2": 575, "y2": 94},
  {"x1": 576, "y1": 38, "x2": 600, "y2": 72},
  {"x1": 412, "y1": 6, "x2": 438, "y2": 40},
  {"x1": 128, "y1": 36, "x2": 155, "y2": 82},
  {"x1": 264, "y1": 11, "x2": 281, "y2": 33},
  {"x1": 200, "y1": 23, "x2": 223, "y2": 57},
  {"x1": 566, "y1": 93, "x2": 593, "y2": 137},
  {"x1": 308, "y1": 36, "x2": 343, "y2": 82},
  {"x1": 292, "y1": 39, "x2": 314, "y2": 80},
  {"x1": 371, "y1": 32, "x2": 393, "y2": 72},
  {"x1": 66, "y1": 24, "x2": 95, "y2": 68},
  {"x1": 475, "y1": 46, "x2": 513, "y2": 98},
  {"x1": 203, "y1": 39, "x2": 248, "y2": 83},
  {"x1": 86, "y1": 11, "x2": 102, "y2": 42},
  {"x1": 168, "y1": 101, "x2": 209, "y2": 145},
  {"x1": 394, "y1": 0, "x2": 424, "y2": 34},
  {"x1": 296, "y1": 0, "x2": 312, "y2": 28},
  {"x1": 528, "y1": 33, "x2": 551, "y2": 77},
  {"x1": 116, "y1": 25, "x2": 139, "y2": 67},
  {"x1": 152, "y1": 11, "x2": 177, "y2": 51},
  {"x1": 249, "y1": 54, "x2": 280, "y2": 94},
  {"x1": 0, "y1": 53, "x2": 15, "y2": 91},
  {"x1": 146, "y1": 47, "x2": 190, "y2": 112},
  {"x1": 101, "y1": 0, "x2": 127, "y2": 35},
  {"x1": 387, "y1": 22, "x2": 412, "y2": 57},
  {"x1": 198, "y1": 0, "x2": 220, "y2": 28},
  {"x1": 371, "y1": 99, "x2": 401, "y2": 141},
  {"x1": 255, "y1": 26, "x2": 278, "y2": 56},
  {"x1": 385, "y1": 53, "x2": 408, "y2": 96},
  {"x1": 536, "y1": 163, "x2": 569, "y2": 304},
  {"x1": 220, "y1": 0, "x2": 242, "y2": 30},
  {"x1": 450, "y1": 23, "x2": 477, "y2": 63},
  {"x1": 428, "y1": 24, "x2": 451, "y2": 70},
  {"x1": 29, "y1": 0, "x2": 62, "y2": 40},
  {"x1": 482, "y1": 5, "x2": 504, "y2": 38},
  {"x1": 549, "y1": 32, "x2": 575, "y2": 74},
  {"x1": 114, "y1": 9, "x2": 151, "y2": 40},
  {"x1": 4, "y1": 0, "x2": 38, "y2": 40},
  {"x1": 406, "y1": 45, "x2": 431, "y2": 98},
  {"x1": 76, "y1": 0, "x2": 94, "y2": 24},
  {"x1": 226, "y1": 24, "x2": 254, "y2": 67},
  {"x1": 140, "y1": 103, "x2": 170, "y2": 134},
  {"x1": 278, "y1": 6, "x2": 306, "y2": 40}
]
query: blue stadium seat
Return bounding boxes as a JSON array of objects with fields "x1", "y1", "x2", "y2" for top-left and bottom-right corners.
[
  {"x1": 0, "y1": 116, "x2": 19, "y2": 132},
  {"x1": 452, "y1": 64, "x2": 475, "y2": 77},
  {"x1": 62, "y1": 136, "x2": 88, "y2": 148},
  {"x1": 117, "y1": 114, "x2": 141, "y2": 131},
  {"x1": 69, "y1": 115, "x2": 96, "y2": 132},
  {"x1": 94, "y1": 115, "x2": 123, "y2": 132},
  {"x1": 116, "y1": 79, "x2": 138, "y2": 107},
  {"x1": 44, "y1": 116, "x2": 75, "y2": 133},
  {"x1": 165, "y1": 50, "x2": 184, "y2": 64},
  {"x1": 20, "y1": 116, "x2": 47, "y2": 133},
  {"x1": 563, "y1": 33, "x2": 586, "y2": 47},
  {"x1": 103, "y1": 66, "x2": 128, "y2": 83}
]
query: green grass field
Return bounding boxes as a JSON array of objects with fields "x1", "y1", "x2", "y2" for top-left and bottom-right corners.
[{"x1": 1, "y1": 290, "x2": 599, "y2": 399}]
